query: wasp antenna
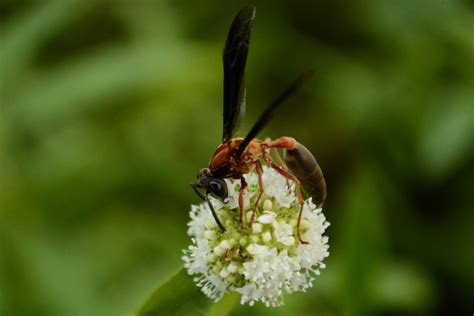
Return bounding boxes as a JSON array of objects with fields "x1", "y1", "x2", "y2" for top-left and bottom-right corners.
[
  {"x1": 191, "y1": 183, "x2": 205, "y2": 201},
  {"x1": 205, "y1": 193, "x2": 226, "y2": 232}
]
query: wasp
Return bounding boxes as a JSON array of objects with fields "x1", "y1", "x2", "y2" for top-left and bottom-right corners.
[{"x1": 191, "y1": 6, "x2": 326, "y2": 244}]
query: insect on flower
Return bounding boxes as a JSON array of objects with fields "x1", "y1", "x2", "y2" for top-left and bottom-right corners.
[{"x1": 191, "y1": 6, "x2": 326, "y2": 244}]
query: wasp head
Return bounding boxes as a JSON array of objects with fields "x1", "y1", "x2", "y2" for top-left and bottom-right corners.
[{"x1": 197, "y1": 168, "x2": 228, "y2": 201}]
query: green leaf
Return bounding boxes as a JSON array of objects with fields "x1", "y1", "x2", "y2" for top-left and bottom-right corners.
[{"x1": 133, "y1": 268, "x2": 211, "y2": 316}]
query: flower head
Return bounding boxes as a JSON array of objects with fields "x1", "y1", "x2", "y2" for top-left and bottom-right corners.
[{"x1": 182, "y1": 166, "x2": 330, "y2": 307}]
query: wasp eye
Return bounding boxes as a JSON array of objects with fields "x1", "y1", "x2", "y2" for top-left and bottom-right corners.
[
  {"x1": 208, "y1": 179, "x2": 228, "y2": 200},
  {"x1": 210, "y1": 181, "x2": 221, "y2": 192}
]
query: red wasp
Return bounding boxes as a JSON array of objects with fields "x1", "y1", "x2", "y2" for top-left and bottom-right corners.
[{"x1": 191, "y1": 6, "x2": 326, "y2": 244}]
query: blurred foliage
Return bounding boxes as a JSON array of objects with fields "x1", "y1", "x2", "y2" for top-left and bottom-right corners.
[
  {"x1": 134, "y1": 268, "x2": 215, "y2": 316},
  {"x1": 1, "y1": 0, "x2": 473, "y2": 315}
]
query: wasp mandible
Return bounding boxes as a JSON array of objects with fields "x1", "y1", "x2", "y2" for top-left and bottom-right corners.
[{"x1": 191, "y1": 6, "x2": 326, "y2": 244}]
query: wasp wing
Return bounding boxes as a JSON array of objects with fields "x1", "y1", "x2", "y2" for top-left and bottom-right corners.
[
  {"x1": 222, "y1": 6, "x2": 256, "y2": 142},
  {"x1": 237, "y1": 71, "x2": 314, "y2": 156}
]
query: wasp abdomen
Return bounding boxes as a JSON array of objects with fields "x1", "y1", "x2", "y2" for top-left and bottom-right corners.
[{"x1": 284, "y1": 142, "x2": 327, "y2": 208}]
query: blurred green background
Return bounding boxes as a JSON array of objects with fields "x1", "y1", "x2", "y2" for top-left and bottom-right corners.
[{"x1": 1, "y1": 1, "x2": 473, "y2": 315}]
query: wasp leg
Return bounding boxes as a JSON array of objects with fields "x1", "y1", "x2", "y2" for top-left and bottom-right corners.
[
  {"x1": 249, "y1": 160, "x2": 264, "y2": 227},
  {"x1": 265, "y1": 136, "x2": 297, "y2": 150},
  {"x1": 266, "y1": 138, "x2": 293, "y2": 195},
  {"x1": 265, "y1": 137, "x2": 289, "y2": 172},
  {"x1": 190, "y1": 183, "x2": 226, "y2": 231},
  {"x1": 272, "y1": 147, "x2": 289, "y2": 171},
  {"x1": 238, "y1": 176, "x2": 248, "y2": 229},
  {"x1": 262, "y1": 151, "x2": 308, "y2": 245}
]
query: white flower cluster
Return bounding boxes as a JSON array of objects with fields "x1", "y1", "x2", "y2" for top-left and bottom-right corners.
[{"x1": 183, "y1": 166, "x2": 330, "y2": 307}]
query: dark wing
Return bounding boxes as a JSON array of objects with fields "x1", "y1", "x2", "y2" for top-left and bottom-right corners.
[
  {"x1": 236, "y1": 71, "x2": 314, "y2": 156},
  {"x1": 222, "y1": 6, "x2": 256, "y2": 142}
]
